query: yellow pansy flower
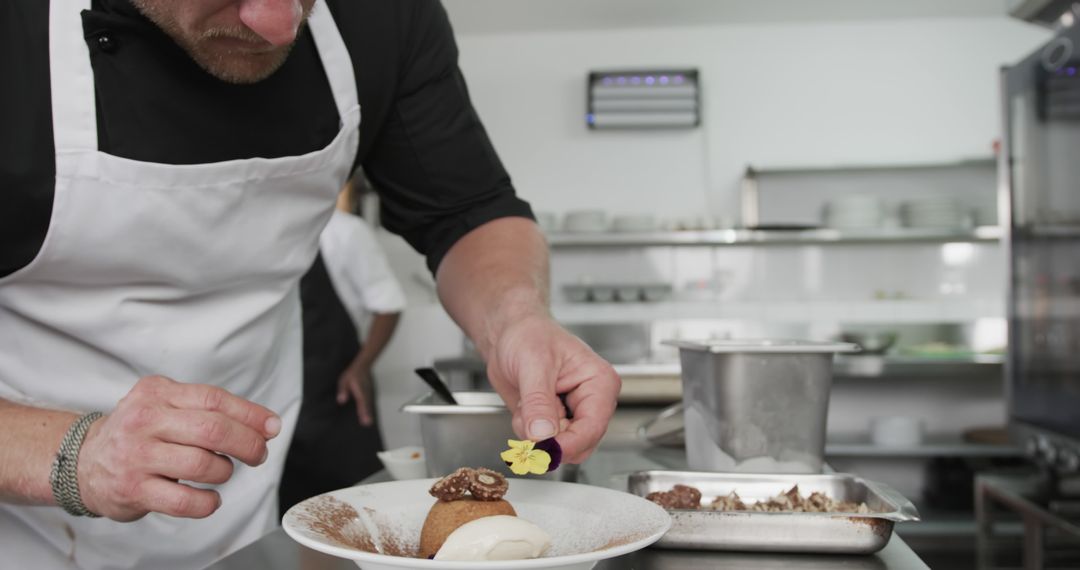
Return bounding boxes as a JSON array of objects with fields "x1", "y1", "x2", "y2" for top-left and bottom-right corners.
[{"x1": 500, "y1": 439, "x2": 552, "y2": 475}]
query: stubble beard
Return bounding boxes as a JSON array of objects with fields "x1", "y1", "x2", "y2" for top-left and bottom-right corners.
[{"x1": 130, "y1": 1, "x2": 310, "y2": 84}]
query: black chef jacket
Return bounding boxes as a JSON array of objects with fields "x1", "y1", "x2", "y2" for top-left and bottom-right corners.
[{"x1": 0, "y1": 0, "x2": 533, "y2": 279}]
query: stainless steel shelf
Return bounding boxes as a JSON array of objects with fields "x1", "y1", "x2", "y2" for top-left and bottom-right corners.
[
  {"x1": 826, "y1": 436, "x2": 1023, "y2": 458},
  {"x1": 546, "y1": 226, "x2": 1003, "y2": 247},
  {"x1": 553, "y1": 299, "x2": 1004, "y2": 324},
  {"x1": 834, "y1": 355, "x2": 1004, "y2": 379},
  {"x1": 616, "y1": 357, "x2": 1003, "y2": 380},
  {"x1": 746, "y1": 157, "x2": 997, "y2": 176}
]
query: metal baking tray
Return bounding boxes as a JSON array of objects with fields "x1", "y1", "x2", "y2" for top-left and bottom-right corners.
[{"x1": 628, "y1": 470, "x2": 920, "y2": 554}]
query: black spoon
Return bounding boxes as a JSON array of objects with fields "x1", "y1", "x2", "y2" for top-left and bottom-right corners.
[{"x1": 414, "y1": 367, "x2": 458, "y2": 405}]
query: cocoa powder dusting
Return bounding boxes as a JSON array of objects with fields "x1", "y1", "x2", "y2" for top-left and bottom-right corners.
[
  {"x1": 370, "y1": 508, "x2": 420, "y2": 558},
  {"x1": 595, "y1": 531, "x2": 650, "y2": 551},
  {"x1": 299, "y1": 497, "x2": 376, "y2": 552},
  {"x1": 847, "y1": 516, "x2": 892, "y2": 537},
  {"x1": 295, "y1": 497, "x2": 420, "y2": 558}
]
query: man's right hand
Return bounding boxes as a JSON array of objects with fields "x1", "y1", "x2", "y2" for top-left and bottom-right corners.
[{"x1": 77, "y1": 376, "x2": 281, "y2": 521}]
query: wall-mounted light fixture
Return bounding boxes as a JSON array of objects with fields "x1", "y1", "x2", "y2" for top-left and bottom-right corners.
[{"x1": 587, "y1": 69, "x2": 700, "y2": 129}]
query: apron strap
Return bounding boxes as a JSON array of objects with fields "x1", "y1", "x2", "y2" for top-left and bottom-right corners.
[
  {"x1": 308, "y1": 0, "x2": 361, "y2": 127},
  {"x1": 49, "y1": 0, "x2": 98, "y2": 153}
]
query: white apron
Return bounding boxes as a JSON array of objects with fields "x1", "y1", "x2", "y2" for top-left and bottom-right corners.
[{"x1": 0, "y1": 1, "x2": 360, "y2": 567}]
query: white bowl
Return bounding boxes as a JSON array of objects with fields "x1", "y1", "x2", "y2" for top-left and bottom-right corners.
[
  {"x1": 611, "y1": 215, "x2": 657, "y2": 233},
  {"x1": 589, "y1": 286, "x2": 615, "y2": 303},
  {"x1": 871, "y1": 416, "x2": 924, "y2": 447},
  {"x1": 283, "y1": 479, "x2": 671, "y2": 570},
  {"x1": 376, "y1": 446, "x2": 428, "y2": 480},
  {"x1": 562, "y1": 285, "x2": 590, "y2": 303}
]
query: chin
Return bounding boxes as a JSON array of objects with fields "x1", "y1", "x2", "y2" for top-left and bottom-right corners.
[{"x1": 192, "y1": 47, "x2": 293, "y2": 84}]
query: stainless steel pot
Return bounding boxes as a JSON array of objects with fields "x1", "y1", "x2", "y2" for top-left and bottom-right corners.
[
  {"x1": 400, "y1": 391, "x2": 576, "y2": 481},
  {"x1": 664, "y1": 339, "x2": 858, "y2": 474}
]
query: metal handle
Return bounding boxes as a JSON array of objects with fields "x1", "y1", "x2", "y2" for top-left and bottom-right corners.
[
  {"x1": 413, "y1": 367, "x2": 458, "y2": 405},
  {"x1": 638, "y1": 402, "x2": 685, "y2": 446},
  {"x1": 861, "y1": 478, "x2": 921, "y2": 522}
]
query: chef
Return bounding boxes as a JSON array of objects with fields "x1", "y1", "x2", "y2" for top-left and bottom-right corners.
[{"x1": 0, "y1": 0, "x2": 621, "y2": 568}]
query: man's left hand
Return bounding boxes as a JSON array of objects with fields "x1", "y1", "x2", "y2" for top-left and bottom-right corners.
[{"x1": 484, "y1": 314, "x2": 621, "y2": 464}]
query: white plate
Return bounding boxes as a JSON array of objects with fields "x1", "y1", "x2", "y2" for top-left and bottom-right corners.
[{"x1": 283, "y1": 478, "x2": 672, "y2": 570}]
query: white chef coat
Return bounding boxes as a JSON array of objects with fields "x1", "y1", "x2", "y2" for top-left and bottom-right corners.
[{"x1": 318, "y1": 210, "x2": 406, "y2": 334}]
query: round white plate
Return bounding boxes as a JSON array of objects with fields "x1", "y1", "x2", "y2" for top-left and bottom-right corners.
[{"x1": 283, "y1": 478, "x2": 672, "y2": 570}]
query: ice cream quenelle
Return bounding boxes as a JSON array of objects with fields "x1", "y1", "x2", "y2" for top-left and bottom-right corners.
[{"x1": 434, "y1": 515, "x2": 551, "y2": 561}]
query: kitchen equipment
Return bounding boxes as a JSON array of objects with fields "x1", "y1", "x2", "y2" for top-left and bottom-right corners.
[
  {"x1": 432, "y1": 356, "x2": 488, "y2": 392},
  {"x1": 840, "y1": 331, "x2": 899, "y2": 355},
  {"x1": 611, "y1": 214, "x2": 658, "y2": 233},
  {"x1": 562, "y1": 210, "x2": 608, "y2": 233},
  {"x1": 589, "y1": 285, "x2": 615, "y2": 303},
  {"x1": 588, "y1": 69, "x2": 700, "y2": 130},
  {"x1": 615, "y1": 362, "x2": 683, "y2": 404},
  {"x1": 375, "y1": 446, "x2": 427, "y2": 480},
  {"x1": 562, "y1": 284, "x2": 590, "y2": 303},
  {"x1": 641, "y1": 283, "x2": 674, "y2": 302},
  {"x1": 627, "y1": 470, "x2": 919, "y2": 554},
  {"x1": 664, "y1": 339, "x2": 858, "y2": 473},
  {"x1": 870, "y1": 416, "x2": 924, "y2": 448},
  {"x1": 822, "y1": 195, "x2": 885, "y2": 230},
  {"x1": 413, "y1": 367, "x2": 458, "y2": 405},
  {"x1": 963, "y1": 426, "x2": 1012, "y2": 446},
  {"x1": 923, "y1": 457, "x2": 975, "y2": 511},
  {"x1": 562, "y1": 283, "x2": 672, "y2": 303},
  {"x1": 638, "y1": 402, "x2": 686, "y2": 447},
  {"x1": 614, "y1": 285, "x2": 641, "y2": 302},
  {"x1": 900, "y1": 196, "x2": 965, "y2": 229},
  {"x1": 401, "y1": 391, "x2": 576, "y2": 482},
  {"x1": 900, "y1": 342, "x2": 977, "y2": 359},
  {"x1": 1003, "y1": 21, "x2": 1080, "y2": 476},
  {"x1": 284, "y1": 478, "x2": 671, "y2": 570},
  {"x1": 534, "y1": 211, "x2": 559, "y2": 233}
]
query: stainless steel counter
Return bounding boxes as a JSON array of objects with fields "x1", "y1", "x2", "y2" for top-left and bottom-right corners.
[
  {"x1": 206, "y1": 449, "x2": 929, "y2": 570},
  {"x1": 207, "y1": 527, "x2": 926, "y2": 570}
]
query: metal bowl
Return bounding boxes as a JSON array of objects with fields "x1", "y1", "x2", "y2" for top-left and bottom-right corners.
[{"x1": 839, "y1": 332, "x2": 899, "y2": 355}]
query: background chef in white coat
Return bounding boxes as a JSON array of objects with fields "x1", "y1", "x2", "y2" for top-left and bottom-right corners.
[
  {"x1": 279, "y1": 173, "x2": 406, "y2": 516},
  {"x1": 0, "y1": 0, "x2": 621, "y2": 567}
]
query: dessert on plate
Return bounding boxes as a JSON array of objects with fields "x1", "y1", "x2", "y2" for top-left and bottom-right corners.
[{"x1": 420, "y1": 467, "x2": 551, "y2": 561}]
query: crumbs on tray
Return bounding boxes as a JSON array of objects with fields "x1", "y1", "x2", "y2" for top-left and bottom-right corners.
[{"x1": 647, "y1": 484, "x2": 871, "y2": 514}]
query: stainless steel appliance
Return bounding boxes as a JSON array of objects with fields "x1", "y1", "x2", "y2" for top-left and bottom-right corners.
[
  {"x1": 665, "y1": 340, "x2": 857, "y2": 474},
  {"x1": 1002, "y1": 12, "x2": 1080, "y2": 474}
]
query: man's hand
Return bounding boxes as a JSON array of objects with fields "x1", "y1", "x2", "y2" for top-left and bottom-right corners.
[
  {"x1": 77, "y1": 376, "x2": 281, "y2": 521},
  {"x1": 337, "y1": 362, "x2": 374, "y2": 427},
  {"x1": 434, "y1": 217, "x2": 621, "y2": 464},
  {"x1": 485, "y1": 314, "x2": 621, "y2": 464}
]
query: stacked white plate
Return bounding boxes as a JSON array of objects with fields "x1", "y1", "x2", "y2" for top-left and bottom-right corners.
[
  {"x1": 611, "y1": 214, "x2": 658, "y2": 233},
  {"x1": 822, "y1": 195, "x2": 884, "y2": 230},
  {"x1": 562, "y1": 210, "x2": 608, "y2": 233},
  {"x1": 901, "y1": 197, "x2": 963, "y2": 229}
]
